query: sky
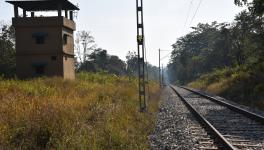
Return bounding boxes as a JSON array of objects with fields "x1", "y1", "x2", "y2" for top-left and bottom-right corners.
[{"x1": 0, "y1": 0, "x2": 246, "y2": 67}]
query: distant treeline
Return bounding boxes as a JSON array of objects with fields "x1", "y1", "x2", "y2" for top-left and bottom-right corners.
[
  {"x1": 168, "y1": 3, "x2": 264, "y2": 84},
  {"x1": 74, "y1": 30, "x2": 159, "y2": 81},
  {"x1": 76, "y1": 48, "x2": 159, "y2": 81},
  {"x1": 0, "y1": 23, "x2": 159, "y2": 81},
  {"x1": 167, "y1": 0, "x2": 264, "y2": 109}
]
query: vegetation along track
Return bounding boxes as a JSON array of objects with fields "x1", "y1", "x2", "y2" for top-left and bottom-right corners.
[{"x1": 170, "y1": 85, "x2": 264, "y2": 150}]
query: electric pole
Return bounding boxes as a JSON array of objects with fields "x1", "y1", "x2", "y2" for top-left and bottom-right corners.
[
  {"x1": 159, "y1": 49, "x2": 170, "y2": 87},
  {"x1": 136, "y1": 0, "x2": 147, "y2": 112},
  {"x1": 159, "y1": 49, "x2": 161, "y2": 87},
  {"x1": 162, "y1": 64, "x2": 164, "y2": 86}
]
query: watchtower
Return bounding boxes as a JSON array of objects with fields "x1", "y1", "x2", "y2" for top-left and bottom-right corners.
[{"x1": 6, "y1": 0, "x2": 79, "y2": 79}]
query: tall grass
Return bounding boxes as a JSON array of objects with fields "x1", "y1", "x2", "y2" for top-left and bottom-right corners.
[
  {"x1": 0, "y1": 72, "x2": 160, "y2": 149},
  {"x1": 188, "y1": 64, "x2": 264, "y2": 111}
]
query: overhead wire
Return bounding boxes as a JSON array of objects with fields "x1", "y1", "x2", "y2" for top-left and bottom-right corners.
[
  {"x1": 160, "y1": 52, "x2": 171, "y2": 61},
  {"x1": 188, "y1": 0, "x2": 203, "y2": 27},
  {"x1": 143, "y1": 0, "x2": 203, "y2": 89},
  {"x1": 162, "y1": 0, "x2": 203, "y2": 84},
  {"x1": 183, "y1": 0, "x2": 194, "y2": 30}
]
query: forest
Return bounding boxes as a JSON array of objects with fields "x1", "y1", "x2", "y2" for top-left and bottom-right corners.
[{"x1": 168, "y1": 0, "x2": 264, "y2": 109}]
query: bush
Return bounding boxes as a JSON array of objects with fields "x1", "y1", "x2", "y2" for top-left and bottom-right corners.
[{"x1": 188, "y1": 65, "x2": 264, "y2": 111}]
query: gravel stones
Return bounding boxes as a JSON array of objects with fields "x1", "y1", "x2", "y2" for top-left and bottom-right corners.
[
  {"x1": 174, "y1": 86, "x2": 264, "y2": 150},
  {"x1": 149, "y1": 87, "x2": 217, "y2": 150}
]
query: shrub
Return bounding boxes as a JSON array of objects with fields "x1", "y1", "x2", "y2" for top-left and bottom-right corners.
[{"x1": 188, "y1": 65, "x2": 264, "y2": 111}]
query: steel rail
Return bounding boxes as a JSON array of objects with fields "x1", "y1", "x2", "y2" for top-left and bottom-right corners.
[
  {"x1": 181, "y1": 86, "x2": 264, "y2": 125},
  {"x1": 170, "y1": 85, "x2": 236, "y2": 150}
]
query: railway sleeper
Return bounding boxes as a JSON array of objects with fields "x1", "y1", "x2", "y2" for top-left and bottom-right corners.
[
  {"x1": 233, "y1": 143, "x2": 263, "y2": 148},
  {"x1": 199, "y1": 146, "x2": 219, "y2": 150}
]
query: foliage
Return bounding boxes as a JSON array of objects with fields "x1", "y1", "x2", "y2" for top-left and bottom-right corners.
[
  {"x1": 77, "y1": 49, "x2": 159, "y2": 81},
  {"x1": 0, "y1": 22, "x2": 16, "y2": 77},
  {"x1": 78, "y1": 48, "x2": 127, "y2": 76},
  {"x1": 73, "y1": 30, "x2": 159, "y2": 80},
  {"x1": 0, "y1": 72, "x2": 160, "y2": 149},
  {"x1": 168, "y1": 22, "x2": 233, "y2": 84},
  {"x1": 126, "y1": 51, "x2": 138, "y2": 78},
  {"x1": 168, "y1": 4, "x2": 264, "y2": 110},
  {"x1": 168, "y1": 9, "x2": 264, "y2": 85},
  {"x1": 188, "y1": 64, "x2": 264, "y2": 110},
  {"x1": 234, "y1": 0, "x2": 264, "y2": 15},
  {"x1": 75, "y1": 31, "x2": 96, "y2": 64},
  {"x1": 74, "y1": 31, "x2": 128, "y2": 76},
  {"x1": 126, "y1": 51, "x2": 159, "y2": 81}
]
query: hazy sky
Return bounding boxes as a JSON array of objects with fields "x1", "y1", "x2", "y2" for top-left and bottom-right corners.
[{"x1": 0, "y1": 0, "x2": 245, "y2": 66}]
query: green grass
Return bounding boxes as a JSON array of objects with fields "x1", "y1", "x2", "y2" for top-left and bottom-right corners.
[
  {"x1": 188, "y1": 64, "x2": 264, "y2": 111},
  {"x1": 0, "y1": 72, "x2": 161, "y2": 149}
]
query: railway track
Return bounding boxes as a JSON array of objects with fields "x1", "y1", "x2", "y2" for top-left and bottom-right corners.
[{"x1": 170, "y1": 85, "x2": 264, "y2": 150}]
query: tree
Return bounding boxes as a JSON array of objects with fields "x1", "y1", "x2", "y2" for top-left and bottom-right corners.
[
  {"x1": 78, "y1": 48, "x2": 127, "y2": 76},
  {"x1": 89, "y1": 48, "x2": 108, "y2": 70},
  {"x1": 0, "y1": 22, "x2": 16, "y2": 77},
  {"x1": 75, "y1": 31, "x2": 96, "y2": 64},
  {"x1": 107, "y1": 55, "x2": 126, "y2": 75},
  {"x1": 126, "y1": 51, "x2": 138, "y2": 77},
  {"x1": 125, "y1": 51, "x2": 159, "y2": 81},
  {"x1": 168, "y1": 6, "x2": 264, "y2": 85},
  {"x1": 235, "y1": 0, "x2": 264, "y2": 15},
  {"x1": 168, "y1": 22, "x2": 236, "y2": 84}
]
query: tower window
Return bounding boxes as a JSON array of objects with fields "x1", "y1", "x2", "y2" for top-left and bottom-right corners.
[
  {"x1": 51, "y1": 56, "x2": 57, "y2": 61},
  {"x1": 32, "y1": 32, "x2": 48, "y2": 44},
  {"x1": 35, "y1": 36, "x2": 45, "y2": 44},
  {"x1": 32, "y1": 63, "x2": 47, "y2": 76},
  {"x1": 35, "y1": 66, "x2": 45, "y2": 75},
  {"x1": 63, "y1": 34, "x2": 68, "y2": 45}
]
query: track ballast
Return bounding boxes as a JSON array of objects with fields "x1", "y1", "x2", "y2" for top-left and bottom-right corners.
[{"x1": 171, "y1": 85, "x2": 264, "y2": 150}]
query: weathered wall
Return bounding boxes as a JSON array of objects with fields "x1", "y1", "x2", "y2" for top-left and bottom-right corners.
[
  {"x1": 13, "y1": 17, "x2": 76, "y2": 79},
  {"x1": 63, "y1": 55, "x2": 75, "y2": 80},
  {"x1": 62, "y1": 27, "x2": 74, "y2": 55},
  {"x1": 16, "y1": 55, "x2": 63, "y2": 78}
]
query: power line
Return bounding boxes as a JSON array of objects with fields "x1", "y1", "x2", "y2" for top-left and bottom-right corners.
[
  {"x1": 160, "y1": 52, "x2": 171, "y2": 61},
  {"x1": 189, "y1": 0, "x2": 203, "y2": 27},
  {"x1": 183, "y1": 0, "x2": 194, "y2": 30}
]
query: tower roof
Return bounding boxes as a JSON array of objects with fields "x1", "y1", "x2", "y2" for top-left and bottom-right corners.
[{"x1": 6, "y1": 0, "x2": 79, "y2": 11}]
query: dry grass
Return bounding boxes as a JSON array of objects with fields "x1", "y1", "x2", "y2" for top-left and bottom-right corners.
[
  {"x1": 0, "y1": 72, "x2": 160, "y2": 149},
  {"x1": 188, "y1": 68, "x2": 264, "y2": 111}
]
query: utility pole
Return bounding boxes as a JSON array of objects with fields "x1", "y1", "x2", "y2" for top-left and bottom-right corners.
[
  {"x1": 159, "y1": 49, "x2": 170, "y2": 87},
  {"x1": 162, "y1": 64, "x2": 164, "y2": 86},
  {"x1": 159, "y1": 49, "x2": 161, "y2": 87},
  {"x1": 136, "y1": 0, "x2": 146, "y2": 112}
]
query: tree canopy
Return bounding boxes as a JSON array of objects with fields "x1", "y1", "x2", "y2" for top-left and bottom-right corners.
[
  {"x1": 168, "y1": 9, "x2": 264, "y2": 84},
  {"x1": 235, "y1": 0, "x2": 264, "y2": 15},
  {"x1": 0, "y1": 22, "x2": 15, "y2": 77}
]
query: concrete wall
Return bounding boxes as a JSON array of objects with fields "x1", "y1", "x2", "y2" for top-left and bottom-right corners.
[
  {"x1": 13, "y1": 17, "x2": 75, "y2": 30},
  {"x1": 15, "y1": 27, "x2": 61, "y2": 55},
  {"x1": 16, "y1": 55, "x2": 63, "y2": 78},
  {"x1": 13, "y1": 17, "x2": 76, "y2": 79},
  {"x1": 63, "y1": 55, "x2": 75, "y2": 80},
  {"x1": 62, "y1": 27, "x2": 74, "y2": 55}
]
